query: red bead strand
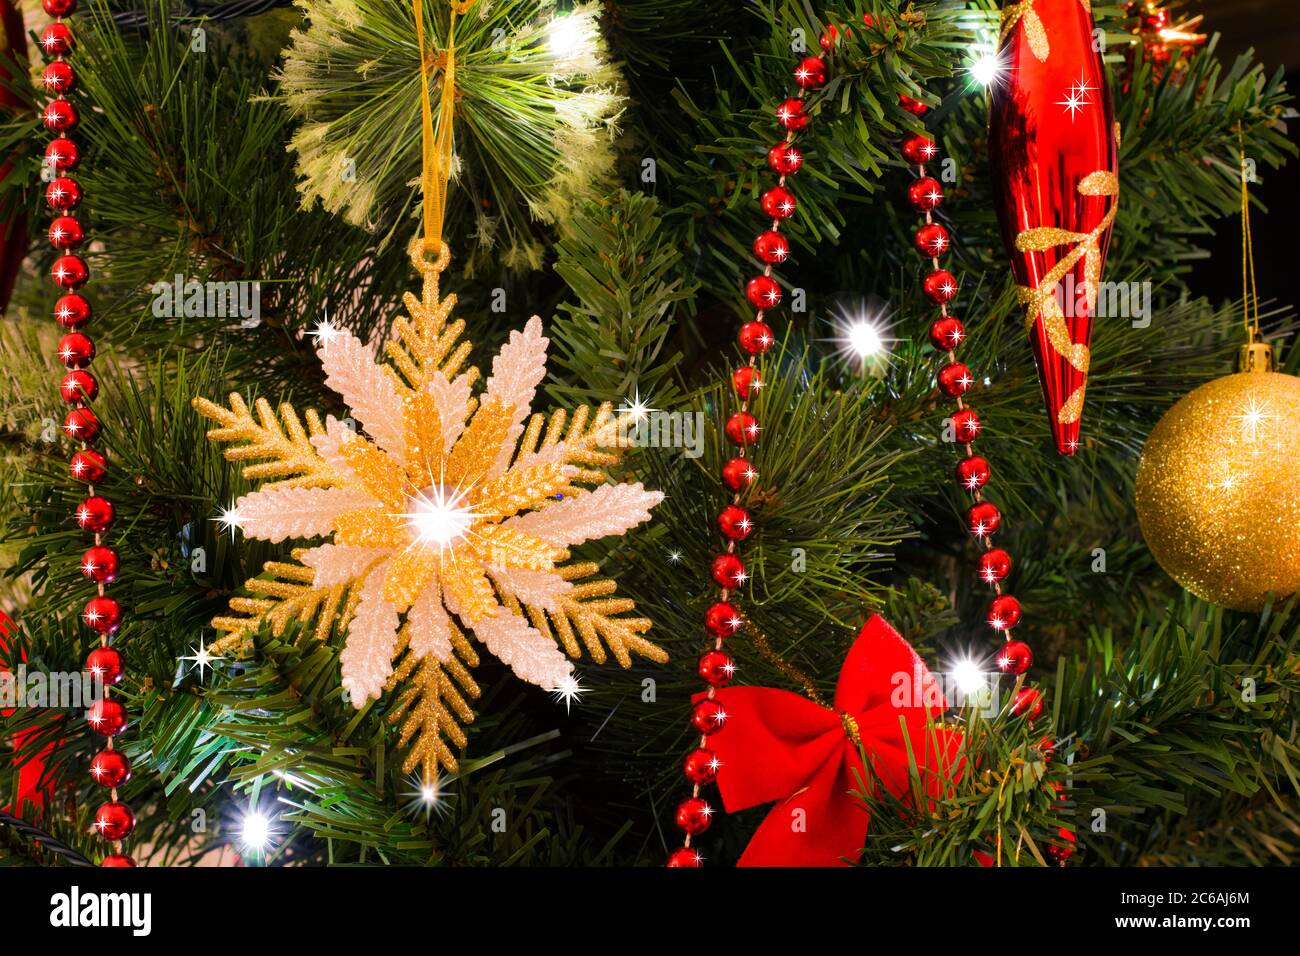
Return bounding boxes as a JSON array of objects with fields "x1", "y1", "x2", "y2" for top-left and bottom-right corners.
[
  {"x1": 41, "y1": 0, "x2": 135, "y2": 867},
  {"x1": 668, "y1": 45, "x2": 831, "y2": 867},
  {"x1": 899, "y1": 94, "x2": 1036, "y2": 712}
]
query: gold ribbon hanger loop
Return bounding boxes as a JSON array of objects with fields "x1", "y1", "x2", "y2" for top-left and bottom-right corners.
[{"x1": 413, "y1": 0, "x2": 475, "y2": 255}]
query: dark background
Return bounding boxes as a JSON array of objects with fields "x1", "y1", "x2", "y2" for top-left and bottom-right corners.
[{"x1": 1193, "y1": 0, "x2": 1298, "y2": 305}]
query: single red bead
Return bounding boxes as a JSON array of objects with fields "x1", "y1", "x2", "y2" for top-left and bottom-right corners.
[
  {"x1": 760, "y1": 185, "x2": 797, "y2": 220},
  {"x1": 100, "y1": 854, "x2": 137, "y2": 868},
  {"x1": 666, "y1": 847, "x2": 703, "y2": 867},
  {"x1": 753, "y1": 230, "x2": 790, "y2": 264},
  {"x1": 52, "y1": 254, "x2": 89, "y2": 290},
  {"x1": 44, "y1": 138, "x2": 80, "y2": 173},
  {"x1": 923, "y1": 269, "x2": 958, "y2": 304},
  {"x1": 901, "y1": 134, "x2": 937, "y2": 164},
  {"x1": 57, "y1": 332, "x2": 95, "y2": 368},
  {"x1": 819, "y1": 25, "x2": 838, "y2": 51},
  {"x1": 955, "y1": 455, "x2": 990, "y2": 491},
  {"x1": 47, "y1": 176, "x2": 82, "y2": 211},
  {"x1": 1012, "y1": 687, "x2": 1043, "y2": 719},
  {"x1": 49, "y1": 215, "x2": 85, "y2": 250},
  {"x1": 928, "y1": 316, "x2": 965, "y2": 351},
  {"x1": 93, "y1": 801, "x2": 135, "y2": 842},
  {"x1": 683, "y1": 747, "x2": 720, "y2": 785},
  {"x1": 793, "y1": 55, "x2": 828, "y2": 89},
  {"x1": 76, "y1": 496, "x2": 115, "y2": 532},
  {"x1": 84, "y1": 595, "x2": 122, "y2": 634},
  {"x1": 776, "y1": 97, "x2": 809, "y2": 131},
  {"x1": 996, "y1": 639, "x2": 1032, "y2": 675},
  {"x1": 731, "y1": 365, "x2": 761, "y2": 397},
  {"x1": 951, "y1": 407, "x2": 981, "y2": 442},
  {"x1": 704, "y1": 601, "x2": 742, "y2": 637},
  {"x1": 81, "y1": 545, "x2": 120, "y2": 584},
  {"x1": 721, "y1": 457, "x2": 756, "y2": 492},
  {"x1": 937, "y1": 362, "x2": 973, "y2": 397},
  {"x1": 915, "y1": 222, "x2": 950, "y2": 257},
  {"x1": 711, "y1": 553, "x2": 746, "y2": 588},
  {"x1": 1047, "y1": 827, "x2": 1077, "y2": 863},
  {"x1": 42, "y1": 0, "x2": 77, "y2": 15},
  {"x1": 43, "y1": 99, "x2": 78, "y2": 133},
  {"x1": 738, "y1": 320, "x2": 775, "y2": 354},
  {"x1": 966, "y1": 500, "x2": 1001, "y2": 538},
  {"x1": 61, "y1": 370, "x2": 98, "y2": 406},
  {"x1": 899, "y1": 93, "x2": 928, "y2": 114},
  {"x1": 724, "y1": 411, "x2": 759, "y2": 445},
  {"x1": 745, "y1": 274, "x2": 781, "y2": 309},
  {"x1": 698, "y1": 650, "x2": 735, "y2": 687},
  {"x1": 767, "y1": 142, "x2": 802, "y2": 175},
  {"x1": 87, "y1": 698, "x2": 127, "y2": 736},
  {"x1": 718, "y1": 505, "x2": 753, "y2": 541},
  {"x1": 978, "y1": 548, "x2": 1012, "y2": 584},
  {"x1": 61, "y1": 369, "x2": 97, "y2": 404},
  {"x1": 691, "y1": 698, "x2": 727, "y2": 735},
  {"x1": 1037, "y1": 736, "x2": 1057, "y2": 762},
  {"x1": 988, "y1": 594, "x2": 1022, "y2": 631},
  {"x1": 42, "y1": 61, "x2": 76, "y2": 94},
  {"x1": 65, "y1": 406, "x2": 101, "y2": 442},
  {"x1": 41, "y1": 22, "x2": 75, "y2": 57},
  {"x1": 55, "y1": 292, "x2": 92, "y2": 328},
  {"x1": 675, "y1": 796, "x2": 713, "y2": 835},
  {"x1": 87, "y1": 645, "x2": 125, "y2": 684},
  {"x1": 907, "y1": 176, "x2": 943, "y2": 211}
]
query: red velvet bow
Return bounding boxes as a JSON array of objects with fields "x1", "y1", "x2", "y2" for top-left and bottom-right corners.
[{"x1": 704, "y1": 614, "x2": 961, "y2": 866}]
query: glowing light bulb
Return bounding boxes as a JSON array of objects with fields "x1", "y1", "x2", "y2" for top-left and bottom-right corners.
[
  {"x1": 401, "y1": 484, "x2": 476, "y2": 549},
  {"x1": 547, "y1": 14, "x2": 586, "y2": 61},
  {"x1": 241, "y1": 811, "x2": 271, "y2": 851},
  {"x1": 951, "y1": 658, "x2": 986, "y2": 695},
  {"x1": 847, "y1": 319, "x2": 885, "y2": 358},
  {"x1": 971, "y1": 53, "x2": 1003, "y2": 86}
]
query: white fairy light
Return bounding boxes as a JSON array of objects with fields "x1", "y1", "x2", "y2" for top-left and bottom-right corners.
[
  {"x1": 546, "y1": 13, "x2": 600, "y2": 74},
  {"x1": 951, "y1": 658, "x2": 987, "y2": 695},
  {"x1": 829, "y1": 304, "x2": 895, "y2": 370},
  {"x1": 846, "y1": 318, "x2": 886, "y2": 359},
  {"x1": 240, "y1": 811, "x2": 273, "y2": 852},
  {"x1": 970, "y1": 51, "x2": 1006, "y2": 87},
  {"x1": 400, "y1": 484, "x2": 477, "y2": 550},
  {"x1": 547, "y1": 14, "x2": 584, "y2": 57}
]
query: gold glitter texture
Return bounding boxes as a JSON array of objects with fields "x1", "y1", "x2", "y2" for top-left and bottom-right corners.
[{"x1": 1136, "y1": 367, "x2": 1300, "y2": 611}]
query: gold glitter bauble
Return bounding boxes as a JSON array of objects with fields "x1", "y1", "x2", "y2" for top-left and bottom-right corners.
[{"x1": 1136, "y1": 367, "x2": 1300, "y2": 610}]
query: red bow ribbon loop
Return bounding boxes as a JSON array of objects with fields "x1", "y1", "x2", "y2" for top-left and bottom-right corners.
[{"x1": 703, "y1": 614, "x2": 962, "y2": 866}]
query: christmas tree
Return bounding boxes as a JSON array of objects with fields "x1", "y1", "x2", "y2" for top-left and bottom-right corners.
[{"x1": 1, "y1": 0, "x2": 1297, "y2": 871}]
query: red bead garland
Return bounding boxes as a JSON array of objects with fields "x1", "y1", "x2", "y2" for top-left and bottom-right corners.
[
  {"x1": 40, "y1": 0, "x2": 134, "y2": 868},
  {"x1": 669, "y1": 47, "x2": 831, "y2": 867},
  {"x1": 898, "y1": 94, "x2": 1040, "y2": 724}
]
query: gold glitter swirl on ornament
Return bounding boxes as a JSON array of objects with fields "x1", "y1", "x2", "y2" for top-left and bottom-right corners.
[
  {"x1": 1136, "y1": 368, "x2": 1300, "y2": 611},
  {"x1": 1001, "y1": 0, "x2": 1092, "y2": 61},
  {"x1": 1013, "y1": 156, "x2": 1120, "y2": 425}
]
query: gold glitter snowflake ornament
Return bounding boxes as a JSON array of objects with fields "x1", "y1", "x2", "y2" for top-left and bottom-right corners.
[{"x1": 193, "y1": 237, "x2": 666, "y2": 780}]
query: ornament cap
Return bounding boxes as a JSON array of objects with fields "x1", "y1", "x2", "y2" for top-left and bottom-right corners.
[{"x1": 1238, "y1": 339, "x2": 1276, "y2": 374}]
